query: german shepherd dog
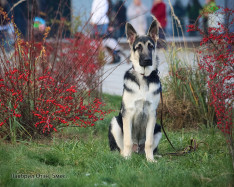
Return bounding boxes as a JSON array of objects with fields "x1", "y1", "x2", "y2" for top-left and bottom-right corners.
[{"x1": 108, "y1": 20, "x2": 162, "y2": 162}]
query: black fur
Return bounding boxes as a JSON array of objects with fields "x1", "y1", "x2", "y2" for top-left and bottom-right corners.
[
  {"x1": 124, "y1": 69, "x2": 140, "y2": 87},
  {"x1": 144, "y1": 69, "x2": 160, "y2": 86},
  {"x1": 108, "y1": 122, "x2": 119, "y2": 151},
  {"x1": 153, "y1": 83, "x2": 162, "y2": 95},
  {"x1": 123, "y1": 84, "x2": 134, "y2": 93},
  {"x1": 133, "y1": 36, "x2": 155, "y2": 51},
  {"x1": 108, "y1": 113, "x2": 123, "y2": 151}
]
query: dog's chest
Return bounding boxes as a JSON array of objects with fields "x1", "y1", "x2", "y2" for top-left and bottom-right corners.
[
  {"x1": 129, "y1": 80, "x2": 159, "y2": 144},
  {"x1": 130, "y1": 76, "x2": 159, "y2": 106},
  {"x1": 131, "y1": 83, "x2": 154, "y2": 143},
  {"x1": 122, "y1": 70, "x2": 161, "y2": 144},
  {"x1": 132, "y1": 99, "x2": 150, "y2": 144}
]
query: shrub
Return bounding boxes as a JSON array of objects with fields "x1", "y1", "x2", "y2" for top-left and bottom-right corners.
[
  {"x1": 161, "y1": 48, "x2": 215, "y2": 129},
  {"x1": 0, "y1": 11, "x2": 110, "y2": 141},
  {"x1": 187, "y1": 7, "x2": 233, "y2": 168}
]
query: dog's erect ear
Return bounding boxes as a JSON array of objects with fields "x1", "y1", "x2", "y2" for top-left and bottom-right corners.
[
  {"x1": 147, "y1": 20, "x2": 159, "y2": 42},
  {"x1": 125, "y1": 23, "x2": 137, "y2": 45}
]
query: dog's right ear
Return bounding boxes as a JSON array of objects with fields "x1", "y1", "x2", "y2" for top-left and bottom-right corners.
[{"x1": 125, "y1": 23, "x2": 137, "y2": 45}]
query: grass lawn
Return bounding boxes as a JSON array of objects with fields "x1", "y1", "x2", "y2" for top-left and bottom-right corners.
[{"x1": 0, "y1": 94, "x2": 233, "y2": 187}]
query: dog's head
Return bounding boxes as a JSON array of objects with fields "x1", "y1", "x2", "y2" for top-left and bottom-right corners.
[{"x1": 126, "y1": 20, "x2": 159, "y2": 76}]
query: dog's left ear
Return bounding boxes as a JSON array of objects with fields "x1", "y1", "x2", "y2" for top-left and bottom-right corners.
[{"x1": 147, "y1": 20, "x2": 159, "y2": 42}]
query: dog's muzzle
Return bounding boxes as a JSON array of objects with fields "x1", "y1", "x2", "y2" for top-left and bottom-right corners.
[{"x1": 140, "y1": 58, "x2": 152, "y2": 67}]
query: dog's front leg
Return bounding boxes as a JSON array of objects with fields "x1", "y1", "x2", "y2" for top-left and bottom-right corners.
[
  {"x1": 122, "y1": 111, "x2": 134, "y2": 159},
  {"x1": 145, "y1": 115, "x2": 156, "y2": 162}
]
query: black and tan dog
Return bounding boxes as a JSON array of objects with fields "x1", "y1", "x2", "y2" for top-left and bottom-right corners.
[{"x1": 108, "y1": 20, "x2": 162, "y2": 162}]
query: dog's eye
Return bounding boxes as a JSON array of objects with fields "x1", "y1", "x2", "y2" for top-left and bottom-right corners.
[
  {"x1": 148, "y1": 43, "x2": 154, "y2": 50},
  {"x1": 136, "y1": 44, "x2": 142, "y2": 51}
]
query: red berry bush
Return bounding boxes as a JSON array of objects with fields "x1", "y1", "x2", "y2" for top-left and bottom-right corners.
[
  {"x1": 0, "y1": 12, "x2": 110, "y2": 141},
  {"x1": 187, "y1": 7, "x2": 234, "y2": 168}
]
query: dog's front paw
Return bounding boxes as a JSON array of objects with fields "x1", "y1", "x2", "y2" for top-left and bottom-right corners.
[
  {"x1": 121, "y1": 148, "x2": 132, "y2": 159},
  {"x1": 121, "y1": 151, "x2": 132, "y2": 159},
  {"x1": 146, "y1": 157, "x2": 157, "y2": 163},
  {"x1": 146, "y1": 154, "x2": 161, "y2": 162},
  {"x1": 122, "y1": 155, "x2": 131, "y2": 160},
  {"x1": 145, "y1": 146, "x2": 155, "y2": 163}
]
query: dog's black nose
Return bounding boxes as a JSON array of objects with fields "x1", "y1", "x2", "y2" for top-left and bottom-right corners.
[
  {"x1": 144, "y1": 59, "x2": 152, "y2": 65},
  {"x1": 140, "y1": 59, "x2": 152, "y2": 67}
]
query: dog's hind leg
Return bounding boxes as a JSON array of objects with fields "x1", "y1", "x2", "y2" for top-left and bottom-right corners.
[
  {"x1": 108, "y1": 116, "x2": 124, "y2": 152},
  {"x1": 153, "y1": 123, "x2": 162, "y2": 155}
]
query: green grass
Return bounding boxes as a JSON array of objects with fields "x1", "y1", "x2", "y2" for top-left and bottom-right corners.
[{"x1": 0, "y1": 94, "x2": 233, "y2": 187}]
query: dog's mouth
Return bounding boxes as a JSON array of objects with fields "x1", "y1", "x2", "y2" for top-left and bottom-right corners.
[
  {"x1": 140, "y1": 67, "x2": 146, "y2": 76},
  {"x1": 139, "y1": 67, "x2": 145, "y2": 76},
  {"x1": 140, "y1": 66, "x2": 154, "y2": 77},
  {"x1": 133, "y1": 66, "x2": 152, "y2": 77},
  {"x1": 139, "y1": 59, "x2": 153, "y2": 76}
]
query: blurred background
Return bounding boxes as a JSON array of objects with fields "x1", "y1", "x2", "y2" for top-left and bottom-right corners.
[
  {"x1": 2, "y1": 0, "x2": 233, "y2": 41},
  {"x1": 71, "y1": 0, "x2": 233, "y2": 37}
]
